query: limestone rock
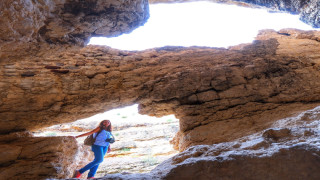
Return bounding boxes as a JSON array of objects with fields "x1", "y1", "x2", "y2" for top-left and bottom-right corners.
[
  {"x1": 160, "y1": 145, "x2": 320, "y2": 180},
  {"x1": 0, "y1": 134, "x2": 92, "y2": 179},
  {"x1": 93, "y1": 106, "x2": 320, "y2": 180},
  {"x1": 0, "y1": 0, "x2": 149, "y2": 59},
  {"x1": 262, "y1": 128, "x2": 291, "y2": 141},
  {"x1": 2, "y1": 29, "x2": 320, "y2": 153},
  {"x1": 1, "y1": 0, "x2": 320, "y2": 178}
]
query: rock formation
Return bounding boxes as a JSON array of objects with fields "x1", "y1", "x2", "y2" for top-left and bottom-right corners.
[
  {"x1": 1, "y1": 0, "x2": 150, "y2": 179},
  {"x1": 1, "y1": 0, "x2": 320, "y2": 179},
  {"x1": 0, "y1": 0, "x2": 149, "y2": 59},
  {"x1": 96, "y1": 106, "x2": 320, "y2": 179},
  {"x1": 2, "y1": 28, "x2": 320, "y2": 150},
  {"x1": 0, "y1": 132, "x2": 93, "y2": 179}
]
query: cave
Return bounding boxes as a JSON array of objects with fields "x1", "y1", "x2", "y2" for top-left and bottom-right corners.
[{"x1": 1, "y1": 0, "x2": 320, "y2": 179}]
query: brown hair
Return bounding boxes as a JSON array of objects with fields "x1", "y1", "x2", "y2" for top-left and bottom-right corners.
[{"x1": 99, "y1": 120, "x2": 112, "y2": 132}]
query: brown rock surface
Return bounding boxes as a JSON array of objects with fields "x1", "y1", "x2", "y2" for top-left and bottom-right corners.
[
  {"x1": 2, "y1": 0, "x2": 320, "y2": 179},
  {"x1": 0, "y1": 0, "x2": 149, "y2": 59},
  {"x1": 2, "y1": 29, "x2": 320, "y2": 152},
  {"x1": 92, "y1": 106, "x2": 320, "y2": 180},
  {"x1": 0, "y1": 133, "x2": 92, "y2": 179}
]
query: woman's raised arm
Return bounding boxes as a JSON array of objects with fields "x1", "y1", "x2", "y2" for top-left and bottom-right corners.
[{"x1": 74, "y1": 127, "x2": 100, "y2": 138}]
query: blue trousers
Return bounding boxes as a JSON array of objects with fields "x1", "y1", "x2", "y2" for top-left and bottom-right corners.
[{"x1": 79, "y1": 145, "x2": 108, "y2": 178}]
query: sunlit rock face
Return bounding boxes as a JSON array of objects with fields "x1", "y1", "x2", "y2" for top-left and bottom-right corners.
[
  {"x1": 2, "y1": 29, "x2": 320, "y2": 151},
  {"x1": 0, "y1": 132, "x2": 92, "y2": 179},
  {"x1": 149, "y1": 0, "x2": 320, "y2": 28},
  {"x1": 98, "y1": 106, "x2": 320, "y2": 180}
]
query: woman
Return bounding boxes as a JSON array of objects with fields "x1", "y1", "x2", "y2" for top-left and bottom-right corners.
[{"x1": 74, "y1": 120, "x2": 112, "y2": 179}]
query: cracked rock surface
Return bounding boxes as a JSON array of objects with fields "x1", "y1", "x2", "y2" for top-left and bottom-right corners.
[
  {"x1": 1, "y1": 0, "x2": 320, "y2": 179},
  {"x1": 0, "y1": 132, "x2": 93, "y2": 179},
  {"x1": 0, "y1": 0, "x2": 149, "y2": 59},
  {"x1": 91, "y1": 105, "x2": 320, "y2": 180},
  {"x1": 1, "y1": 29, "x2": 320, "y2": 152},
  {"x1": 0, "y1": 0, "x2": 149, "y2": 179}
]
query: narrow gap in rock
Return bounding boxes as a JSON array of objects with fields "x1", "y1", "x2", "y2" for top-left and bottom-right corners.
[{"x1": 33, "y1": 104, "x2": 179, "y2": 177}]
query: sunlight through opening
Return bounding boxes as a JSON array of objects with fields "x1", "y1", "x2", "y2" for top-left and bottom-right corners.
[
  {"x1": 34, "y1": 104, "x2": 179, "y2": 177},
  {"x1": 88, "y1": 2, "x2": 316, "y2": 50}
]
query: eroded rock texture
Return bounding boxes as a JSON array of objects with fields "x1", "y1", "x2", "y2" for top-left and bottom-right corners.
[
  {"x1": 2, "y1": 29, "x2": 320, "y2": 152},
  {"x1": 96, "y1": 106, "x2": 320, "y2": 180},
  {"x1": 0, "y1": 132, "x2": 92, "y2": 179},
  {"x1": 150, "y1": 0, "x2": 320, "y2": 28},
  {"x1": 0, "y1": 0, "x2": 150, "y2": 179},
  {"x1": 0, "y1": 0, "x2": 149, "y2": 59},
  {"x1": 1, "y1": 0, "x2": 320, "y2": 179}
]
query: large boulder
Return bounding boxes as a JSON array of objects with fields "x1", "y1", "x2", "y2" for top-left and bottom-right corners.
[{"x1": 0, "y1": 132, "x2": 93, "y2": 179}]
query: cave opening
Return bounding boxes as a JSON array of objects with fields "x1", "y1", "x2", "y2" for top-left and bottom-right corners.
[
  {"x1": 88, "y1": 1, "x2": 316, "y2": 50},
  {"x1": 34, "y1": 104, "x2": 179, "y2": 177}
]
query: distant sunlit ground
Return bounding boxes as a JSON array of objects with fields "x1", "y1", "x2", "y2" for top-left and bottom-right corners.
[
  {"x1": 35, "y1": 104, "x2": 179, "y2": 176},
  {"x1": 88, "y1": 2, "x2": 316, "y2": 50},
  {"x1": 69, "y1": 104, "x2": 177, "y2": 129},
  {"x1": 35, "y1": 104, "x2": 177, "y2": 136}
]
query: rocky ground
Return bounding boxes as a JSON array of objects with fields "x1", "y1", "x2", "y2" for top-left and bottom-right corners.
[{"x1": 34, "y1": 105, "x2": 179, "y2": 178}]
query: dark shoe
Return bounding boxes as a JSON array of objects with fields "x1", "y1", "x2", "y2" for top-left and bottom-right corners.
[
  {"x1": 73, "y1": 170, "x2": 82, "y2": 178},
  {"x1": 87, "y1": 177, "x2": 95, "y2": 179}
]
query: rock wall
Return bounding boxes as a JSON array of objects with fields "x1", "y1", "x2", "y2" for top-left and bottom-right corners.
[
  {"x1": 0, "y1": 132, "x2": 92, "y2": 179},
  {"x1": 161, "y1": 145, "x2": 320, "y2": 180},
  {"x1": 0, "y1": 0, "x2": 150, "y2": 179},
  {"x1": 100, "y1": 105, "x2": 320, "y2": 179},
  {"x1": 1, "y1": 29, "x2": 320, "y2": 151},
  {"x1": 149, "y1": 0, "x2": 320, "y2": 28},
  {"x1": 1, "y1": 0, "x2": 320, "y2": 179},
  {"x1": 0, "y1": 0, "x2": 149, "y2": 59}
]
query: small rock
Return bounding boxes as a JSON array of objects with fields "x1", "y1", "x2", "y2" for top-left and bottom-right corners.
[{"x1": 262, "y1": 128, "x2": 291, "y2": 141}]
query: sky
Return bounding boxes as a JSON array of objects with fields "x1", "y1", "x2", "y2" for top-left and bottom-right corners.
[
  {"x1": 73, "y1": 104, "x2": 177, "y2": 127},
  {"x1": 88, "y1": 1, "x2": 316, "y2": 50}
]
